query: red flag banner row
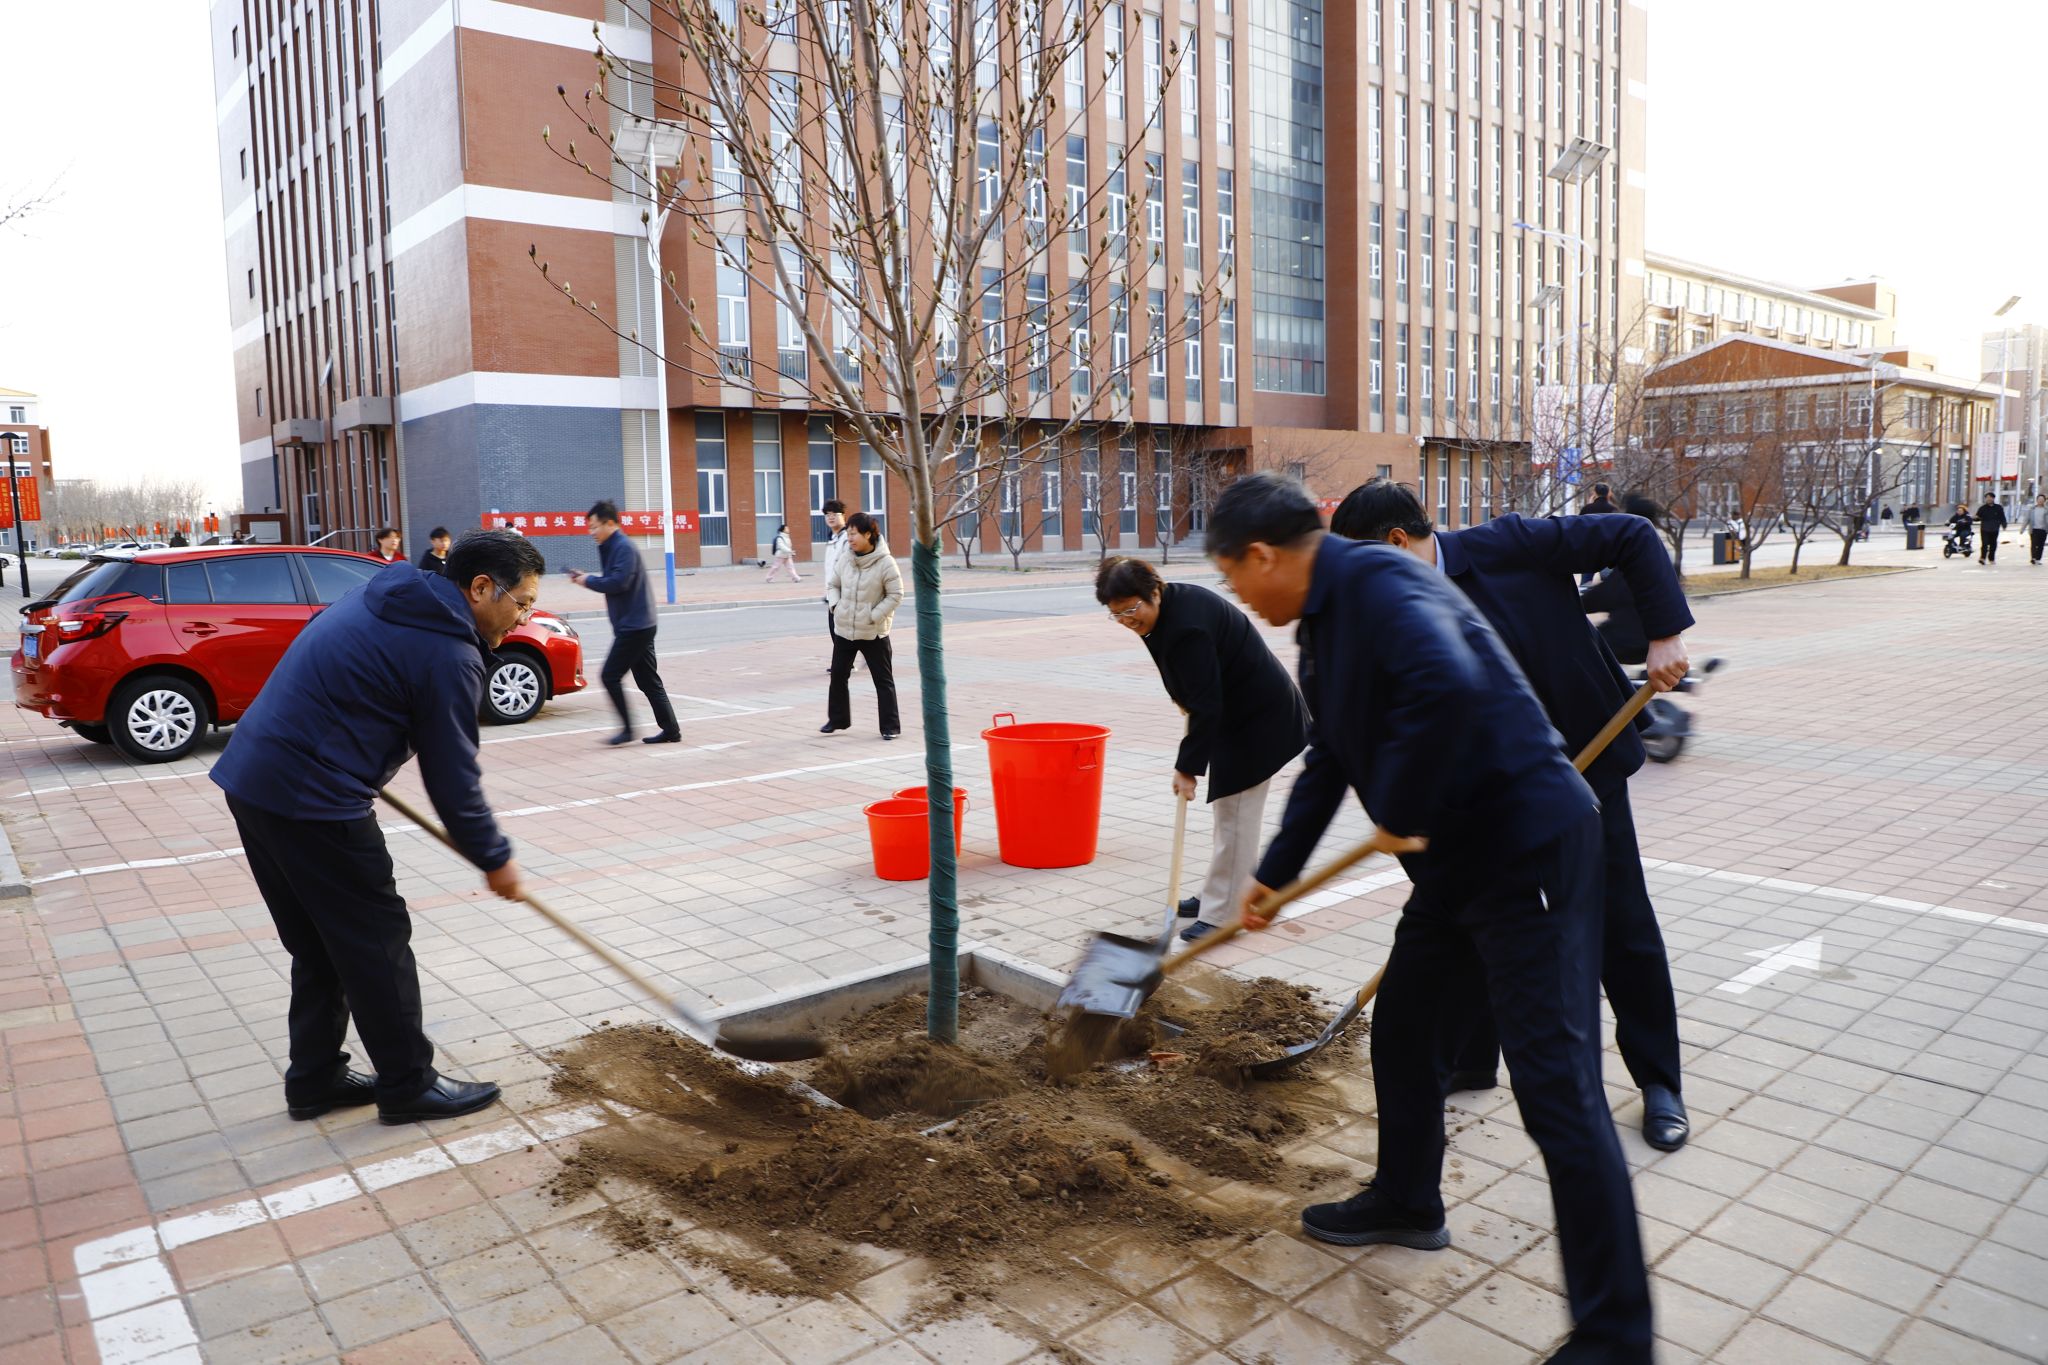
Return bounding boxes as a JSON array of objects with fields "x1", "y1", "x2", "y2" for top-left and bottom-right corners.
[{"x1": 482, "y1": 510, "x2": 700, "y2": 534}]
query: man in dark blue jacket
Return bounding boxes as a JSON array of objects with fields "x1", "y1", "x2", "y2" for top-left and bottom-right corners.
[
  {"x1": 1212, "y1": 474, "x2": 1652, "y2": 1365},
  {"x1": 1332, "y1": 479, "x2": 1695, "y2": 1152},
  {"x1": 570, "y1": 501, "x2": 680, "y2": 745},
  {"x1": 211, "y1": 530, "x2": 542, "y2": 1125}
]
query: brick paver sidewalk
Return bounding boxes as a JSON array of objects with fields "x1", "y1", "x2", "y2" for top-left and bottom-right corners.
[{"x1": 2, "y1": 553, "x2": 2045, "y2": 1363}]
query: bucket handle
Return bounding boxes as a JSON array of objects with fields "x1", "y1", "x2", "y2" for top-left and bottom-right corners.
[
  {"x1": 1074, "y1": 742, "x2": 1099, "y2": 771},
  {"x1": 990, "y1": 712, "x2": 1016, "y2": 728}
]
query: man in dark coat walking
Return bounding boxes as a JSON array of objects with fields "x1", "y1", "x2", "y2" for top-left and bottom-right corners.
[
  {"x1": 1333, "y1": 479, "x2": 1694, "y2": 1152},
  {"x1": 570, "y1": 501, "x2": 681, "y2": 745},
  {"x1": 211, "y1": 530, "x2": 540, "y2": 1124},
  {"x1": 1582, "y1": 482, "x2": 1619, "y2": 515},
  {"x1": 1095, "y1": 557, "x2": 1308, "y2": 940},
  {"x1": 1213, "y1": 474, "x2": 1652, "y2": 1363},
  {"x1": 1977, "y1": 493, "x2": 2008, "y2": 565}
]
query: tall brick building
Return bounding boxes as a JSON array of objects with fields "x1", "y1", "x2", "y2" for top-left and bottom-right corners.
[
  {"x1": 210, "y1": 0, "x2": 1646, "y2": 566},
  {"x1": 0, "y1": 388, "x2": 56, "y2": 555}
]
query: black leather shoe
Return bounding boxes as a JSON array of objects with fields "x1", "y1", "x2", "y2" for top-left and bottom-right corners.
[
  {"x1": 287, "y1": 1070, "x2": 378, "y2": 1121},
  {"x1": 642, "y1": 730, "x2": 682, "y2": 744},
  {"x1": 1446, "y1": 1068, "x2": 1499, "y2": 1093},
  {"x1": 1178, "y1": 920, "x2": 1218, "y2": 943},
  {"x1": 1301, "y1": 1185, "x2": 1451, "y2": 1249},
  {"x1": 1177, "y1": 896, "x2": 1201, "y2": 919},
  {"x1": 605, "y1": 730, "x2": 635, "y2": 746},
  {"x1": 1642, "y1": 1084, "x2": 1689, "y2": 1151},
  {"x1": 378, "y1": 1077, "x2": 502, "y2": 1125},
  {"x1": 819, "y1": 721, "x2": 849, "y2": 734}
]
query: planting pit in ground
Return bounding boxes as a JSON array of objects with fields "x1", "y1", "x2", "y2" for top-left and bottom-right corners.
[{"x1": 545, "y1": 956, "x2": 1377, "y2": 1323}]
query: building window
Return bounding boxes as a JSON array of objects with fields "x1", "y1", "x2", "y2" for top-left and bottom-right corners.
[
  {"x1": 1107, "y1": 144, "x2": 1128, "y2": 249},
  {"x1": 1217, "y1": 37, "x2": 1234, "y2": 146},
  {"x1": 1396, "y1": 322, "x2": 1409, "y2": 420},
  {"x1": 1217, "y1": 168, "x2": 1235, "y2": 265},
  {"x1": 776, "y1": 247, "x2": 807, "y2": 381},
  {"x1": 1368, "y1": 87, "x2": 1382, "y2": 183},
  {"x1": 1144, "y1": 153, "x2": 1165, "y2": 246},
  {"x1": 859, "y1": 443, "x2": 886, "y2": 537},
  {"x1": 1182, "y1": 160, "x2": 1201, "y2": 269},
  {"x1": 6, "y1": 406, "x2": 22, "y2": 424},
  {"x1": 716, "y1": 237, "x2": 750, "y2": 381},
  {"x1": 1219, "y1": 300, "x2": 1237, "y2": 406},
  {"x1": 1148, "y1": 288, "x2": 1167, "y2": 399},
  {"x1": 1421, "y1": 327, "x2": 1433, "y2": 403},
  {"x1": 754, "y1": 416, "x2": 785, "y2": 552},
  {"x1": 1043, "y1": 459, "x2": 1063, "y2": 541},
  {"x1": 1027, "y1": 271, "x2": 1050, "y2": 395},
  {"x1": 1069, "y1": 282, "x2": 1093, "y2": 397},
  {"x1": 696, "y1": 412, "x2": 730, "y2": 548},
  {"x1": 1105, "y1": 3, "x2": 1125, "y2": 113},
  {"x1": 1184, "y1": 292, "x2": 1203, "y2": 404},
  {"x1": 1119, "y1": 439, "x2": 1139, "y2": 535},
  {"x1": 1250, "y1": 0, "x2": 1326, "y2": 396},
  {"x1": 1181, "y1": 24, "x2": 1199, "y2": 139},
  {"x1": 1143, "y1": 14, "x2": 1164, "y2": 126},
  {"x1": 1396, "y1": 209, "x2": 1408, "y2": 287},
  {"x1": 1066, "y1": 136, "x2": 1088, "y2": 253},
  {"x1": 1110, "y1": 285, "x2": 1130, "y2": 395},
  {"x1": 1081, "y1": 437, "x2": 1100, "y2": 536},
  {"x1": 1370, "y1": 319, "x2": 1383, "y2": 411},
  {"x1": 1369, "y1": 203, "x2": 1382, "y2": 281},
  {"x1": 807, "y1": 418, "x2": 839, "y2": 541}
]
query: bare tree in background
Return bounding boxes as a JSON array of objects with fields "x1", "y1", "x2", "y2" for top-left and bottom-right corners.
[{"x1": 536, "y1": 0, "x2": 1227, "y2": 1039}]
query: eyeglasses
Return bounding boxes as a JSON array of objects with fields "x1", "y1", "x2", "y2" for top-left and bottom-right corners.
[
  {"x1": 1107, "y1": 603, "x2": 1145, "y2": 622},
  {"x1": 492, "y1": 583, "x2": 537, "y2": 623}
]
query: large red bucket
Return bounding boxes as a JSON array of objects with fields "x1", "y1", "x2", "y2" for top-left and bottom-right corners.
[
  {"x1": 893, "y1": 787, "x2": 967, "y2": 853},
  {"x1": 980, "y1": 713, "x2": 1110, "y2": 869},
  {"x1": 864, "y1": 798, "x2": 930, "y2": 880}
]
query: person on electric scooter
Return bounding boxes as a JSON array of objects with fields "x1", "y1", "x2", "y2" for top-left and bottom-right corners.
[{"x1": 1948, "y1": 502, "x2": 1975, "y2": 553}]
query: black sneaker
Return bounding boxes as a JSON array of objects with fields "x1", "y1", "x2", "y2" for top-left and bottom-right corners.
[
  {"x1": 605, "y1": 730, "x2": 635, "y2": 746},
  {"x1": 1445, "y1": 1068, "x2": 1499, "y2": 1094},
  {"x1": 1177, "y1": 896, "x2": 1201, "y2": 919},
  {"x1": 1300, "y1": 1185, "x2": 1451, "y2": 1249}
]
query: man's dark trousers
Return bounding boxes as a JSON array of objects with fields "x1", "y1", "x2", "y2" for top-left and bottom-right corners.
[
  {"x1": 227, "y1": 796, "x2": 437, "y2": 1106},
  {"x1": 602, "y1": 626, "x2": 678, "y2": 734},
  {"x1": 1374, "y1": 811, "x2": 1653, "y2": 1355},
  {"x1": 1981, "y1": 528, "x2": 2000, "y2": 563},
  {"x1": 1448, "y1": 786, "x2": 1681, "y2": 1097},
  {"x1": 827, "y1": 632, "x2": 900, "y2": 732},
  {"x1": 2032, "y1": 528, "x2": 2046, "y2": 564}
]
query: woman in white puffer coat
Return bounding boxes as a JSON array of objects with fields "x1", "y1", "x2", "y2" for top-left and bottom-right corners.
[{"x1": 821, "y1": 511, "x2": 903, "y2": 739}]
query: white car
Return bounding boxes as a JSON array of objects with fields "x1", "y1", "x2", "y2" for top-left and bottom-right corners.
[{"x1": 96, "y1": 541, "x2": 145, "y2": 560}]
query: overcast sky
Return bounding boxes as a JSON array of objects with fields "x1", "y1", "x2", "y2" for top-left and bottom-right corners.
[{"x1": 0, "y1": 0, "x2": 2042, "y2": 500}]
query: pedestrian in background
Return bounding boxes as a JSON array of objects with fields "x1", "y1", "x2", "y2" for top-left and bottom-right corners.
[
  {"x1": 764, "y1": 523, "x2": 802, "y2": 582},
  {"x1": 569, "y1": 500, "x2": 682, "y2": 746},
  {"x1": 1582, "y1": 482, "x2": 1619, "y2": 515},
  {"x1": 417, "y1": 527, "x2": 452, "y2": 576},
  {"x1": 374, "y1": 528, "x2": 402, "y2": 562},
  {"x1": 210, "y1": 529, "x2": 541, "y2": 1125},
  {"x1": 1978, "y1": 493, "x2": 2007, "y2": 565},
  {"x1": 1095, "y1": 556, "x2": 1307, "y2": 941},
  {"x1": 821, "y1": 511, "x2": 902, "y2": 740},
  {"x1": 820, "y1": 500, "x2": 849, "y2": 640},
  {"x1": 2026, "y1": 495, "x2": 2047, "y2": 566}
]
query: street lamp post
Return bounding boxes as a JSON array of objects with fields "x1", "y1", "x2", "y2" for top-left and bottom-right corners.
[{"x1": 615, "y1": 118, "x2": 691, "y2": 605}]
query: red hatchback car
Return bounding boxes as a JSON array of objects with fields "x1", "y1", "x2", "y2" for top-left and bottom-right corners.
[{"x1": 13, "y1": 546, "x2": 585, "y2": 763}]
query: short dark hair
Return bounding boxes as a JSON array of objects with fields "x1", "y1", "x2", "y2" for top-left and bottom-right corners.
[
  {"x1": 822, "y1": 499, "x2": 847, "y2": 515},
  {"x1": 844, "y1": 510, "x2": 881, "y2": 540},
  {"x1": 1622, "y1": 493, "x2": 1663, "y2": 521},
  {"x1": 1094, "y1": 556, "x2": 1162, "y2": 605},
  {"x1": 429, "y1": 526, "x2": 450, "y2": 540},
  {"x1": 1330, "y1": 479, "x2": 1430, "y2": 543},
  {"x1": 1204, "y1": 472, "x2": 1324, "y2": 559},
  {"x1": 375, "y1": 527, "x2": 399, "y2": 541},
  {"x1": 448, "y1": 528, "x2": 545, "y2": 590},
  {"x1": 588, "y1": 500, "x2": 621, "y2": 524},
  {"x1": 1592, "y1": 482, "x2": 1612, "y2": 498}
]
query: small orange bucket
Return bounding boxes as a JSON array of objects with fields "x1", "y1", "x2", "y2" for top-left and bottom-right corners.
[
  {"x1": 864, "y1": 798, "x2": 931, "y2": 880},
  {"x1": 892, "y1": 786, "x2": 967, "y2": 853}
]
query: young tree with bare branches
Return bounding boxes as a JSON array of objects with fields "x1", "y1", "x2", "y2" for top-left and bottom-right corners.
[{"x1": 535, "y1": 0, "x2": 1223, "y2": 1038}]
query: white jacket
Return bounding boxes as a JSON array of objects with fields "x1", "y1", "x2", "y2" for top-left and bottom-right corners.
[
  {"x1": 772, "y1": 529, "x2": 794, "y2": 557},
  {"x1": 826, "y1": 543, "x2": 904, "y2": 640}
]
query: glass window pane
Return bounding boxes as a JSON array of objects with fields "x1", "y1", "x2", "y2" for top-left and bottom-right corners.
[
  {"x1": 208, "y1": 555, "x2": 301, "y2": 605},
  {"x1": 301, "y1": 554, "x2": 380, "y2": 604}
]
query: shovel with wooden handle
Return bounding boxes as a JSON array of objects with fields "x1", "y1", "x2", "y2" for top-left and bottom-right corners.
[
  {"x1": 379, "y1": 789, "x2": 826, "y2": 1063},
  {"x1": 1243, "y1": 682, "x2": 1660, "y2": 1079}
]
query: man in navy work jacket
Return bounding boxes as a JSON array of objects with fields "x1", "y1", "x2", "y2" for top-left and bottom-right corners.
[
  {"x1": 1212, "y1": 474, "x2": 1652, "y2": 1365},
  {"x1": 570, "y1": 500, "x2": 681, "y2": 746},
  {"x1": 1094, "y1": 556, "x2": 1307, "y2": 939},
  {"x1": 211, "y1": 530, "x2": 541, "y2": 1125},
  {"x1": 1332, "y1": 479, "x2": 1695, "y2": 1152}
]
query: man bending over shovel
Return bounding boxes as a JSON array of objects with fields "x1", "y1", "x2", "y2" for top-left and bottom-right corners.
[
  {"x1": 1332, "y1": 478, "x2": 1694, "y2": 1154},
  {"x1": 1209, "y1": 473, "x2": 1652, "y2": 1365}
]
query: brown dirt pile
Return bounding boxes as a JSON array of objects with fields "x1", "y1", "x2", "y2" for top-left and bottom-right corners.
[{"x1": 545, "y1": 974, "x2": 1367, "y2": 1308}]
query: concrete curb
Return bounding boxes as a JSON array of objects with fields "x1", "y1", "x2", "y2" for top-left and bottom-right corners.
[{"x1": 0, "y1": 813, "x2": 31, "y2": 899}]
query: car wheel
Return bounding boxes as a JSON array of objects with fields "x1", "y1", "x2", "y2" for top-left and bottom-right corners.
[
  {"x1": 484, "y1": 651, "x2": 547, "y2": 725},
  {"x1": 107, "y1": 676, "x2": 209, "y2": 763},
  {"x1": 1643, "y1": 733, "x2": 1685, "y2": 764},
  {"x1": 66, "y1": 722, "x2": 113, "y2": 745}
]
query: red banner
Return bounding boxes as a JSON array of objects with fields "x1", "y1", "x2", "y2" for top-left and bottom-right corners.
[
  {"x1": 0, "y1": 479, "x2": 40, "y2": 528},
  {"x1": 481, "y1": 510, "x2": 700, "y2": 534}
]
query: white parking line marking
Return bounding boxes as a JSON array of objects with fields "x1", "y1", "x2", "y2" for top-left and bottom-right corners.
[
  {"x1": 71, "y1": 1105, "x2": 610, "y2": 1365},
  {"x1": 28, "y1": 752, "x2": 915, "y2": 885}
]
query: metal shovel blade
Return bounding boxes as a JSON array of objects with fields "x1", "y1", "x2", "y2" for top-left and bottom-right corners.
[
  {"x1": 1246, "y1": 990, "x2": 1368, "y2": 1079},
  {"x1": 1054, "y1": 930, "x2": 1169, "y2": 1020}
]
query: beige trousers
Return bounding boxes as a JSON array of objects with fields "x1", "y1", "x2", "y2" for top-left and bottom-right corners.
[{"x1": 1197, "y1": 779, "x2": 1271, "y2": 925}]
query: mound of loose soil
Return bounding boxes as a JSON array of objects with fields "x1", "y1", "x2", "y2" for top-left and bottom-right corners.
[{"x1": 546, "y1": 972, "x2": 1369, "y2": 1313}]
